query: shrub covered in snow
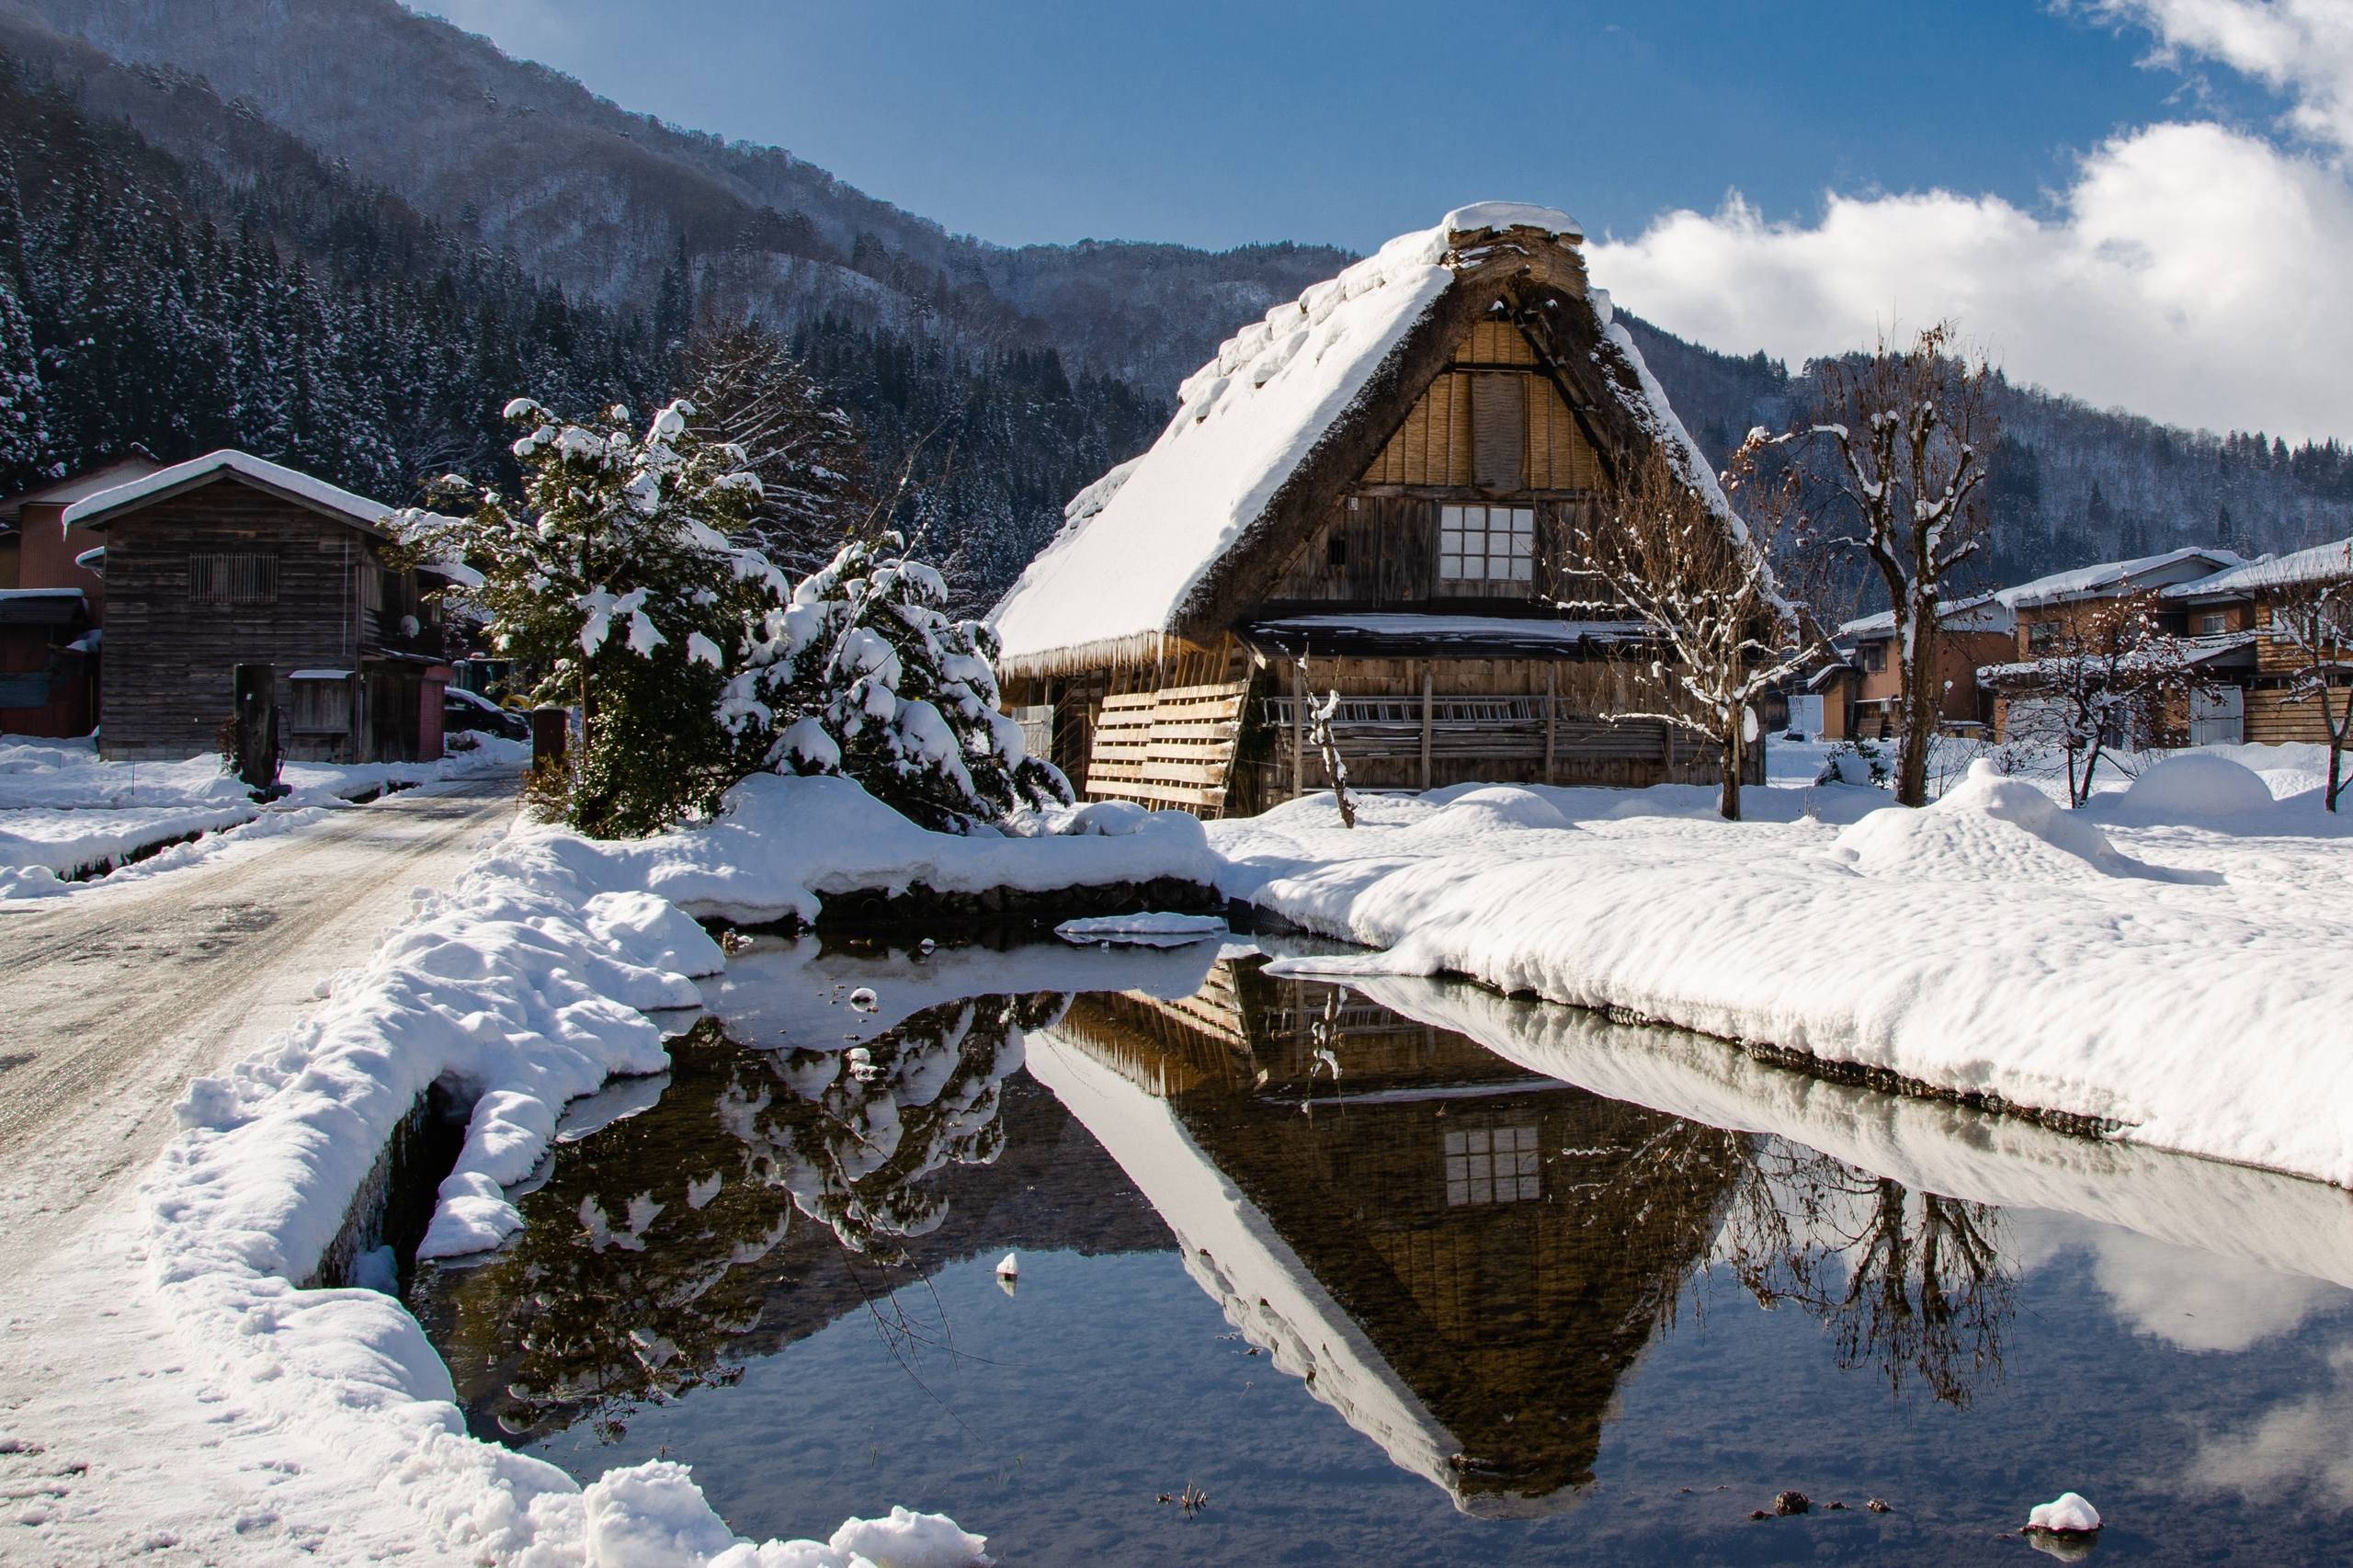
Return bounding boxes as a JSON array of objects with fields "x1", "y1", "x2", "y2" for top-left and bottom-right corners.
[{"x1": 722, "y1": 529, "x2": 1069, "y2": 833}]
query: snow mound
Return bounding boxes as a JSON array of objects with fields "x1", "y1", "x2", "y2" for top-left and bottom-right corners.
[
  {"x1": 1835, "y1": 762, "x2": 2211, "y2": 884},
  {"x1": 2119, "y1": 753, "x2": 2276, "y2": 821},
  {"x1": 2026, "y1": 1492, "x2": 2101, "y2": 1533},
  {"x1": 1408, "y1": 786, "x2": 1574, "y2": 837}
]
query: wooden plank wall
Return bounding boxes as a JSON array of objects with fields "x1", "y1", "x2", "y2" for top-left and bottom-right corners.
[
  {"x1": 1358, "y1": 321, "x2": 1599, "y2": 492},
  {"x1": 1268, "y1": 495, "x2": 1613, "y2": 608},
  {"x1": 1082, "y1": 679, "x2": 1251, "y2": 816}
]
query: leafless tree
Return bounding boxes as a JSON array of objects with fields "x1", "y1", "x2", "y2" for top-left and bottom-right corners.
[
  {"x1": 2256, "y1": 543, "x2": 2353, "y2": 811},
  {"x1": 1302, "y1": 678, "x2": 1358, "y2": 828},
  {"x1": 1807, "y1": 324, "x2": 1999, "y2": 807},
  {"x1": 1992, "y1": 591, "x2": 2197, "y2": 806},
  {"x1": 1568, "y1": 436, "x2": 1819, "y2": 820},
  {"x1": 675, "y1": 317, "x2": 870, "y2": 574}
]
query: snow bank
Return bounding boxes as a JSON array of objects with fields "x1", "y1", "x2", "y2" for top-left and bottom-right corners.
[
  {"x1": 0, "y1": 734, "x2": 528, "y2": 895},
  {"x1": 591, "y1": 772, "x2": 1220, "y2": 926},
  {"x1": 1211, "y1": 766, "x2": 2353, "y2": 1187},
  {"x1": 1832, "y1": 762, "x2": 2212, "y2": 884},
  {"x1": 134, "y1": 790, "x2": 1084, "y2": 1563},
  {"x1": 2111, "y1": 753, "x2": 2277, "y2": 822}
]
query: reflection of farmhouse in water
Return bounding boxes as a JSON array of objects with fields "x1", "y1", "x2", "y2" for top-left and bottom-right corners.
[{"x1": 1029, "y1": 958, "x2": 1743, "y2": 1517}]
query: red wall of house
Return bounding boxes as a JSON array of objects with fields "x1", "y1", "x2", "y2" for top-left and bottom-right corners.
[{"x1": 15, "y1": 503, "x2": 108, "y2": 620}]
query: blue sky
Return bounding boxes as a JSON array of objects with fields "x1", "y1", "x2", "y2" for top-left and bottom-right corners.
[
  {"x1": 422, "y1": 1, "x2": 2353, "y2": 438},
  {"x1": 426, "y1": 0, "x2": 2251, "y2": 252}
]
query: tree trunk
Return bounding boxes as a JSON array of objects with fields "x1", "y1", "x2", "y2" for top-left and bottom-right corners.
[
  {"x1": 1719, "y1": 722, "x2": 1744, "y2": 822},
  {"x1": 1895, "y1": 611, "x2": 1937, "y2": 807},
  {"x1": 2331, "y1": 736, "x2": 2345, "y2": 813}
]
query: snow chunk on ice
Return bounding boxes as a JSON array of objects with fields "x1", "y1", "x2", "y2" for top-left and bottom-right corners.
[
  {"x1": 1055, "y1": 912, "x2": 1227, "y2": 946},
  {"x1": 2026, "y1": 1492, "x2": 2101, "y2": 1533},
  {"x1": 1834, "y1": 762, "x2": 2212, "y2": 884},
  {"x1": 2118, "y1": 752, "x2": 2276, "y2": 822}
]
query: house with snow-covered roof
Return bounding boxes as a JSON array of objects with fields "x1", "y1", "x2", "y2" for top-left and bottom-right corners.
[
  {"x1": 988, "y1": 204, "x2": 1762, "y2": 815},
  {"x1": 2157, "y1": 539, "x2": 2353, "y2": 746},
  {"x1": 57, "y1": 449, "x2": 476, "y2": 762},
  {"x1": 1830, "y1": 593, "x2": 2018, "y2": 740}
]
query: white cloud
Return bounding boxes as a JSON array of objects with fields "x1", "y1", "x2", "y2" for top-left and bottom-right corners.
[{"x1": 1586, "y1": 5, "x2": 2353, "y2": 440}]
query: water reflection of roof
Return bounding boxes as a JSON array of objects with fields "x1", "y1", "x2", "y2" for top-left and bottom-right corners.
[{"x1": 1031, "y1": 967, "x2": 1740, "y2": 1517}]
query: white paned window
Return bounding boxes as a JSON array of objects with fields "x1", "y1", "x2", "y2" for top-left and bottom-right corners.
[
  {"x1": 1437, "y1": 505, "x2": 1536, "y2": 585},
  {"x1": 1444, "y1": 1123, "x2": 1540, "y2": 1206}
]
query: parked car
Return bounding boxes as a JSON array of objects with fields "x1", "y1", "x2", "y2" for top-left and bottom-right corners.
[{"x1": 444, "y1": 685, "x2": 529, "y2": 742}]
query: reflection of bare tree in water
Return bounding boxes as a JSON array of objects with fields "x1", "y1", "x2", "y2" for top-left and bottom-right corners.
[
  {"x1": 1722, "y1": 1142, "x2": 2012, "y2": 1406},
  {"x1": 420, "y1": 993, "x2": 1061, "y2": 1445}
]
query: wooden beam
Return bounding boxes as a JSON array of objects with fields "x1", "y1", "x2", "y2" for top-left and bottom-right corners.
[
  {"x1": 1419, "y1": 662, "x2": 1434, "y2": 790},
  {"x1": 1543, "y1": 663, "x2": 1558, "y2": 784},
  {"x1": 1291, "y1": 659, "x2": 1307, "y2": 801}
]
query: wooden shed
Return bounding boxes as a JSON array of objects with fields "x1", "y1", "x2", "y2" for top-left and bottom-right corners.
[
  {"x1": 989, "y1": 203, "x2": 1763, "y2": 817},
  {"x1": 58, "y1": 450, "x2": 472, "y2": 763}
]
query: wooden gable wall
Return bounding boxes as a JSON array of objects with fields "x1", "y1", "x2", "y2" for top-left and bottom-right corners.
[{"x1": 1358, "y1": 321, "x2": 1602, "y2": 493}]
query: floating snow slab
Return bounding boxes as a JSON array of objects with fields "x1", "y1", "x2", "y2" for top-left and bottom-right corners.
[
  {"x1": 1054, "y1": 912, "x2": 1229, "y2": 946},
  {"x1": 1211, "y1": 761, "x2": 2353, "y2": 1187}
]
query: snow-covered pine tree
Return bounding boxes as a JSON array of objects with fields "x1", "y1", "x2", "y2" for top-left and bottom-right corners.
[
  {"x1": 391, "y1": 397, "x2": 780, "y2": 835},
  {"x1": 0, "y1": 274, "x2": 51, "y2": 488},
  {"x1": 675, "y1": 318, "x2": 868, "y2": 574},
  {"x1": 722, "y1": 528, "x2": 1069, "y2": 832}
]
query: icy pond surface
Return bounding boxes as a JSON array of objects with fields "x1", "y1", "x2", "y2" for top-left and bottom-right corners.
[{"x1": 413, "y1": 934, "x2": 2353, "y2": 1564}]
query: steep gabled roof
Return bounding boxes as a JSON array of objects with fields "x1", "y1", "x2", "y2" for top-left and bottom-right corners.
[
  {"x1": 989, "y1": 204, "x2": 1729, "y2": 673},
  {"x1": 0, "y1": 452, "x2": 164, "y2": 526},
  {"x1": 61, "y1": 449, "x2": 402, "y2": 536}
]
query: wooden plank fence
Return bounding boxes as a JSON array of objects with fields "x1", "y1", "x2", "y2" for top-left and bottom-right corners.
[{"x1": 1083, "y1": 679, "x2": 1251, "y2": 816}]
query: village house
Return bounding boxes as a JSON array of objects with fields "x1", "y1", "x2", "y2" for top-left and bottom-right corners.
[
  {"x1": 1975, "y1": 547, "x2": 2249, "y2": 745},
  {"x1": 1824, "y1": 592, "x2": 2018, "y2": 741},
  {"x1": 0, "y1": 454, "x2": 165, "y2": 737},
  {"x1": 54, "y1": 449, "x2": 475, "y2": 763},
  {"x1": 988, "y1": 204, "x2": 1765, "y2": 817},
  {"x1": 2158, "y1": 540, "x2": 2353, "y2": 746}
]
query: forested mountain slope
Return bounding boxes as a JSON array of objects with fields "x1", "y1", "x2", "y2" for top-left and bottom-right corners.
[{"x1": 4, "y1": 0, "x2": 2350, "y2": 615}]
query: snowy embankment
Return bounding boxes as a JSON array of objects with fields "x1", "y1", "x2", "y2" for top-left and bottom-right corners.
[
  {"x1": 135, "y1": 774, "x2": 1215, "y2": 1564},
  {"x1": 0, "y1": 734, "x2": 529, "y2": 896},
  {"x1": 1211, "y1": 749, "x2": 2353, "y2": 1187}
]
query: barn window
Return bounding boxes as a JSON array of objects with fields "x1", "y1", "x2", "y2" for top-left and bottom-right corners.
[
  {"x1": 2195, "y1": 610, "x2": 2228, "y2": 636},
  {"x1": 188, "y1": 552, "x2": 278, "y2": 607},
  {"x1": 1445, "y1": 1124, "x2": 1540, "y2": 1206},
  {"x1": 1438, "y1": 506, "x2": 1535, "y2": 583},
  {"x1": 1327, "y1": 532, "x2": 1348, "y2": 567}
]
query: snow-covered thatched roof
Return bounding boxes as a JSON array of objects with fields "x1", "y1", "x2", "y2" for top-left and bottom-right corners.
[
  {"x1": 2162, "y1": 538, "x2": 2353, "y2": 598},
  {"x1": 988, "y1": 204, "x2": 1729, "y2": 675}
]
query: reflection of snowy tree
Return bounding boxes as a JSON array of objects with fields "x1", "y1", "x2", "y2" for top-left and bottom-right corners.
[
  {"x1": 419, "y1": 994, "x2": 1057, "y2": 1444},
  {"x1": 1722, "y1": 1142, "x2": 2012, "y2": 1407}
]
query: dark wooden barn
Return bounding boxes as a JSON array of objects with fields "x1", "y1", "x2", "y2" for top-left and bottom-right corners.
[
  {"x1": 990, "y1": 204, "x2": 1764, "y2": 817},
  {"x1": 58, "y1": 450, "x2": 472, "y2": 763}
]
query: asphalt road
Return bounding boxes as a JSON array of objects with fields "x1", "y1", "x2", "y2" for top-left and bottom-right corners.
[{"x1": 0, "y1": 778, "x2": 518, "y2": 1275}]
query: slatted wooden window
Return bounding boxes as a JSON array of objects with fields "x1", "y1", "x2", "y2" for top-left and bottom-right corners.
[
  {"x1": 1470, "y1": 371, "x2": 1526, "y2": 490},
  {"x1": 188, "y1": 552, "x2": 278, "y2": 607},
  {"x1": 1438, "y1": 505, "x2": 1535, "y2": 584}
]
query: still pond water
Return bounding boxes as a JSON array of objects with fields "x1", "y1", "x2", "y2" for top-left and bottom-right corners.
[{"x1": 413, "y1": 934, "x2": 2353, "y2": 1565}]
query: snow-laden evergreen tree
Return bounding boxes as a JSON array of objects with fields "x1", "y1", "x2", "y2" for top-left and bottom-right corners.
[
  {"x1": 721, "y1": 528, "x2": 1069, "y2": 832},
  {"x1": 675, "y1": 318, "x2": 868, "y2": 574},
  {"x1": 391, "y1": 397, "x2": 779, "y2": 836},
  {"x1": 0, "y1": 274, "x2": 51, "y2": 488}
]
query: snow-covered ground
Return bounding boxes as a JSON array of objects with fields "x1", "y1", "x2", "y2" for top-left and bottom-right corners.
[
  {"x1": 1211, "y1": 743, "x2": 2353, "y2": 1187},
  {"x1": 0, "y1": 734, "x2": 529, "y2": 897},
  {"x1": 4, "y1": 770, "x2": 1222, "y2": 1566}
]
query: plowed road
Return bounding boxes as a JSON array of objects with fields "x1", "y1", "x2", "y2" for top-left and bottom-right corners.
[{"x1": 0, "y1": 778, "x2": 517, "y2": 1274}]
